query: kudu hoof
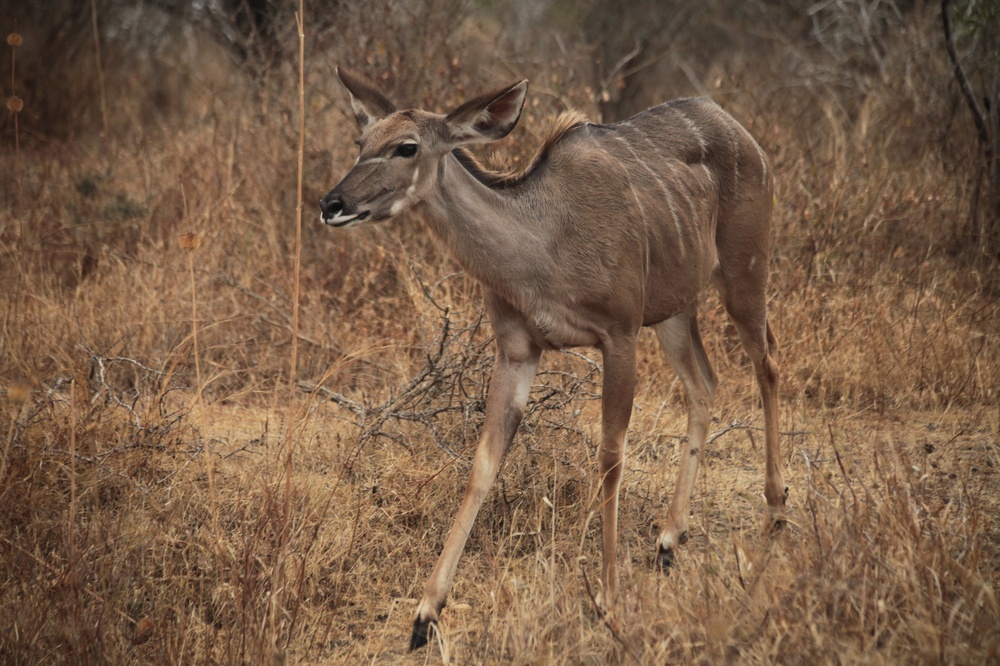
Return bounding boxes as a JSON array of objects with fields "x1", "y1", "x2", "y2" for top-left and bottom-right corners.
[
  {"x1": 769, "y1": 515, "x2": 788, "y2": 535},
  {"x1": 767, "y1": 486, "x2": 789, "y2": 535},
  {"x1": 409, "y1": 616, "x2": 435, "y2": 651},
  {"x1": 656, "y1": 531, "x2": 687, "y2": 572},
  {"x1": 657, "y1": 545, "x2": 676, "y2": 571}
]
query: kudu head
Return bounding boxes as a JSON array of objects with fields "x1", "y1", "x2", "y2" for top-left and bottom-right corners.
[{"x1": 319, "y1": 67, "x2": 529, "y2": 228}]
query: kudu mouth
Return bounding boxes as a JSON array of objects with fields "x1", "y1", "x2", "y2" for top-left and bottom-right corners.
[{"x1": 319, "y1": 193, "x2": 371, "y2": 228}]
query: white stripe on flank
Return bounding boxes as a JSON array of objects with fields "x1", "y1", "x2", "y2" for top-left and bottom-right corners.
[
  {"x1": 701, "y1": 163, "x2": 715, "y2": 187},
  {"x1": 730, "y1": 126, "x2": 741, "y2": 187},
  {"x1": 629, "y1": 125, "x2": 718, "y2": 199},
  {"x1": 626, "y1": 178, "x2": 648, "y2": 227},
  {"x1": 625, "y1": 178, "x2": 653, "y2": 289},
  {"x1": 613, "y1": 135, "x2": 686, "y2": 256},
  {"x1": 675, "y1": 109, "x2": 708, "y2": 159},
  {"x1": 750, "y1": 136, "x2": 768, "y2": 187},
  {"x1": 670, "y1": 166, "x2": 702, "y2": 246}
]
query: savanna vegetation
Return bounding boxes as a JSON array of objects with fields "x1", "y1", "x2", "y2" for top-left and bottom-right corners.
[{"x1": 1, "y1": 0, "x2": 998, "y2": 663}]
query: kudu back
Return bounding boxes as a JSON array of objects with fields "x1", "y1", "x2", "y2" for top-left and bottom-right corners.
[{"x1": 320, "y1": 67, "x2": 787, "y2": 650}]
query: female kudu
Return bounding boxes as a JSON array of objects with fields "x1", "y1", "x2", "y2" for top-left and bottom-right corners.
[{"x1": 319, "y1": 67, "x2": 786, "y2": 650}]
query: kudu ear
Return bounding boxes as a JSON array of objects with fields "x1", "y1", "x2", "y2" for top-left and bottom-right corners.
[
  {"x1": 445, "y1": 80, "x2": 528, "y2": 145},
  {"x1": 337, "y1": 66, "x2": 396, "y2": 131}
]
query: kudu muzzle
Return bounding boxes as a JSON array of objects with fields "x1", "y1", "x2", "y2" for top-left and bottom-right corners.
[{"x1": 319, "y1": 188, "x2": 371, "y2": 228}]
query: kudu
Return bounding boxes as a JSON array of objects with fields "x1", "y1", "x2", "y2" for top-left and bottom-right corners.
[{"x1": 320, "y1": 67, "x2": 787, "y2": 650}]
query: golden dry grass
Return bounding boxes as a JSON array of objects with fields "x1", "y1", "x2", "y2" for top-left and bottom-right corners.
[{"x1": 1, "y1": 3, "x2": 999, "y2": 664}]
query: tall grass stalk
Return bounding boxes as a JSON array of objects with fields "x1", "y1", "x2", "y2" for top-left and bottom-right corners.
[
  {"x1": 7, "y1": 29, "x2": 23, "y2": 228},
  {"x1": 181, "y1": 231, "x2": 220, "y2": 558},
  {"x1": 290, "y1": 8, "x2": 306, "y2": 406},
  {"x1": 68, "y1": 380, "x2": 77, "y2": 571},
  {"x1": 182, "y1": 232, "x2": 203, "y2": 404},
  {"x1": 267, "y1": 7, "x2": 307, "y2": 659},
  {"x1": 89, "y1": 0, "x2": 108, "y2": 135}
]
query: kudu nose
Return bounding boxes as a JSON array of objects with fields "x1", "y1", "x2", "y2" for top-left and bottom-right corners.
[{"x1": 319, "y1": 194, "x2": 343, "y2": 221}]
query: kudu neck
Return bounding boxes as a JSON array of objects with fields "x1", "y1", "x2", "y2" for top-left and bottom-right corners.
[{"x1": 417, "y1": 152, "x2": 546, "y2": 293}]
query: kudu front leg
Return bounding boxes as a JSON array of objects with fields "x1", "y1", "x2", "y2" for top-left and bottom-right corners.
[
  {"x1": 594, "y1": 340, "x2": 638, "y2": 611},
  {"x1": 410, "y1": 342, "x2": 540, "y2": 650}
]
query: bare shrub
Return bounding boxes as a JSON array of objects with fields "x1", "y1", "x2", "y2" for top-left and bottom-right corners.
[{"x1": 942, "y1": 0, "x2": 1000, "y2": 264}]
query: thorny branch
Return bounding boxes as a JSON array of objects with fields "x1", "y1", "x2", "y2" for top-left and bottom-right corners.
[
  {"x1": 6, "y1": 346, "x2": 185, "y2": 452},
  {"x1": 300, "y1": 286, "x2": 602, "y2": 459},
  {"x1": 1, "y1": 346, "x2": 195, "y2": 494},
  {"x1": 300, "y1": 305, "x2": 493, "y2": 458},
  {"x1": 80, "y1": 344, "x2": 187, "y2": 446}
]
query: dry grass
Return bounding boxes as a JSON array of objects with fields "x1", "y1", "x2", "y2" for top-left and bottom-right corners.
[{"x1": 1, "y1": 3, "x2": 999, "y2": 664}]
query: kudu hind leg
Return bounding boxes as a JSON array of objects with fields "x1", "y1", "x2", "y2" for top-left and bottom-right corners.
[
  {"x1": 653, "y1": 312, "x2": 717, "y2": 568},
  {"x1": 723, "y1": 297, "x2": 787, "y2": 525},
  {"x1": 411, "y1": 343, "x2": 540, "y2": 650},
  {"x1": 715, "y1": 193, "x2": 786, "y2": 526}
]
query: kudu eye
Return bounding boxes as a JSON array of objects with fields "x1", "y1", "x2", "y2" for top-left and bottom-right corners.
[{"x1": 394, "y1": 142, "x2": 418, "y2": 158}]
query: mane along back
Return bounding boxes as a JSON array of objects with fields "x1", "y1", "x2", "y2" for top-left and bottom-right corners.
[{"x1": 453, "y1": 110, "x2": 587, "y2": 189}]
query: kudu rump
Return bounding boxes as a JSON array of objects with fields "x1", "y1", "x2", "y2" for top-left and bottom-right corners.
[{"x1": 320, "y1": 67, "x2": 787, "y2": 649}]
